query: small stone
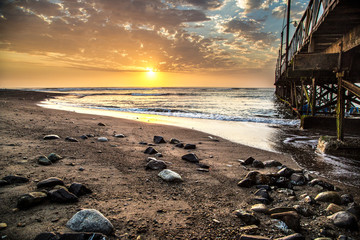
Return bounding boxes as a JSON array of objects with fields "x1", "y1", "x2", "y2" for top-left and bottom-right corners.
[
  {"x1": 144, "y1": 147, "x2": 158, "y2": 154},
  {"x1": 66, "y1": 209, "x2": 114, "y2": 235},
  {"x1": 239, "y1": 234, "x2": 270, "y2": 240},
  {"x1": 98, "y1": 122, "x2": 106, "y2": 126},
  {"x1": 43, "y1": 135, "x2": 60, "y2": 140},
  {"x1": 340, "y1": 194, "x2": 353, "y2": 205},
  {"x1": 303, "y1": 170, "x2": 313, "y2": 181},
  {"x1": 37, "y1": 177, "x2": 64, "y2": 188},
  {"x1": 264, "y1": 160, "x2": 282, "y2": 168},
  {"x1": 254, "y1": 189, "x2": 271, "y2": 200},
  {"x1": 304, "y1": 195, "x2": 315, "y2": 204},
  {"x1": 269, "y1": 207, "x2": 296, "y2": 215},
  {"x1": 271, "y1": 211, "x2": 300, "y2": 232},
  {"x1": 97, "y1": 137, "x2": 108, "y2": 142},
  {"x1": 277, "y1": 167, "x2": 294, "y2": 177},
  {"x1": 315, "y1": 191, "x2": 341, "y2": 204},
  {"x1": 139, "y1": 141, "x2": 148, "y2": 145},
  {"x1": 197, "y1": 163, "x2": 210, "y2": 169},
  {"x1": 251, "y1": 204, "x2": 269, "y2": 214},
  {"x1": 146, "y1": 159, "x2": 167, "y2": 170},
  {"x1": 212, "y1": 219, "x2": 220, "y2": 223},
  {"x1": 252, "y1": 160, "x2": 264, "y2": 168},
  {"x1": 234, "y1": 210, "x2": 260, "y2": 225},
  {"x1": 184, "y1": 144, "x2": 196, "y2": 149},
  {"x1": 277, "y1": 188, "x2": 295, "y2": 196},
  {"x1": 158, "y1": 169, "x2": 183, "y2": 182},
  {"x1": 0, "y1": 179, "x2": 8, "y2": 186},
  {"x1": 0, "y1": 223, "x2": 7, "y2": 230},
  {"x1": 68, "y1": 183, "x2": 92, "y2": 197},
  {"x1": 80, "y1": 135, "x2": 88, "y2": 139},
  {"x1": 154, "y1": 153, "x2": 163, "y2": 158},
  {"x1": 326, "y1": 203, "x2": 344, "y2": 214},
  {"x1": 2, "y1": 175, "x2": 29, "y2": 184},
  {"x1": 256, "y1": 185, "x2": 271, "y2": 190},
  {"x1": 170, "y1": 138, "x2": 180, "y2": 144},
  {"x1": 49, "y1": 188, "x2": 78, "y2": 203},
  {"x1": 79, "y1": 167, "x2": 85, "y2": 171},
  {"x1": 65, "y1": 137, "x2": 79, "y2": 142},
  {"x1": 276, "y1": 177, "x2": 292, "y2": 189},
  {"x1": 196, "y1": 168, "x2": 209, "y2": 172},
  {"x1": 290, "y1": 173, "x2": 306, "y2": 186},
  {"x1": 275, "y1": 233, "x2": 305, "y2": 240},
  {"x1": 309, "y1": 179, "x2": 334, "y2": 191},
  {"x1": 240, "y1": 225, "x2": 259, "y2": 231},
  {"x1": 175, "y1": 143, "x2": 184, "y2": 148},
  {"x1": 153, "y1": 136, "x2": 166, "y2": 144},
  {"x1": 241, "y1": 157, "x2": 255, "y2": 165},
  {"x1": 328, "y1": 211, "x2": 358, "y2": 229},
  {"x1": 346, "y1": 202, "x2": 360, "y2": 219},
  {"x1": 238, "y1": 178, "x2": 255, "y2": 188},
  {"x1": 114, "y1": 134, "x2": 125, "y2": 138},
  {"x1": 17, "y1": 192, "x2": 48, "y2": 209},
  {"x1": 38, "y1": 156, "x2": 52, "y2": 165},
  {"x1": 182, "y1": 153, "x2": 199, "y2": 163},
  {"x1": 47, "y1": 153, "x2": 62, "y2": 162}
]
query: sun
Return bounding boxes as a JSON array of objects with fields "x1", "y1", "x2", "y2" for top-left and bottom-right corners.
[{"x1": 146, "y1": 68, "x2": 156, "y2": 78}]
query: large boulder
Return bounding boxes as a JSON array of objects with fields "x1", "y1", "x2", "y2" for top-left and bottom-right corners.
[{"x1": 66, "y1": 209, "x2": 114, "y2": 235}]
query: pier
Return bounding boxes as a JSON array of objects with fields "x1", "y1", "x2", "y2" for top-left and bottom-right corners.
[{"x1": 275, "y1": 0, "x2": 360, "y2": 140}]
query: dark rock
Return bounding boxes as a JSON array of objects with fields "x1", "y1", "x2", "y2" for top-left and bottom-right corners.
[
  {"x1": 250, "y1": 204, "x2": 269, "y2": 214},
  {"x1": 2, "y1": 175, "x2": 29, "y2": 184},
  {"x1": 175, "y1": 143, "x2": 184, "y2": 148},
  {"x1": 238, "y1": 178, "x2": 254, "y2": 188},
  {"x1": 252, "y1": 160, "x2": 264, "y2": 168},
  {"x1": 139, "y1": 141, "x2": 148, "y2": 145},
  {"x1": 43, "y1": 135, "x2": 60, "y2": 140},
  {"x1": 346, "y1": 202, "x2": 360, "y2": 219},
  {"x1": 65, "y1": 137, "x2": 79, "y2": 142},
  {"x1": 80, "y1": 135, "x2": 88, "y2": 140},
  {"x1": 68, "y1": 183, "x2": 92, "y2": 197},
  {"x1": 254, "y1": 197, "x2": 270, "y2": 205},
  {"x1": 49, "y1": 188, "x2": 78, "y2": 203},
  {"x1": 197, "y1": 163, "x2": 210, "y2": 169},
  {"x1": 234, "y1": 210, "x2": 260, "y2": 225},
  {"x1": 256, "y1": 185, "x2": 271, "y2": 190},
  {"x1": 170, "y1": 138, "x2": 180, "y2": 144},
  {"x1": 182, "y1": 153, "x2": 199, "y2": 163},
  {"x1": 17, "y1": 192, "x2": 48, "y2": 209},
  {"x1": 38, "y1": 156, "x2": 52, "y2": 166},
  {"x1": 254, "y1": 189, "x2": 271, "y2": 200},
  {"x1": 264, "y1": 160, "x2": 282, "y2": 168},
  {"x1": 158, "y1": 169, "x2": 183, "y2": 182},
  {"x1": 144, "y1": 147, "x2": 158, "y2": 155},
  {"x1": 0, "y1": 179, "x2": 8, "y2": 186},
  {"x1": 275, "y1": 233, "x2": 305, "y2": 240},
  {"x1": 98, "y1": 122, "x2": 105, "y2": 126},
  {"x1": 154, "y1": 153, "x2": 163, "y2": 158},
  {"x1": 255, "y1": 174, "x2": 273, "y2": 185},
  {"x1": 277, "y1": 167, "x2": 294, "y2": 177},
  {"x1": 315, "y1": 191, "x2": 341, "y2": 204},
  {"x1": 114, "y1": 134, "x2": 125, "y2": 138},
  {"x1": 340, "y1": 194, "x2": 353, "y2": 205},
  {"x1": 290, "y1": 173, "x2": 306, "y2": 186},
  {"x1": 241, "y1": 157, "x2": 255, "y2": 165},
  {"x1": 271, "y1": 211, "x2": 300, "y2": 232},
  {"x1": 309, "y1": 179, "x2": 334, "y2": 191},
  {"x1": 67, "y1": 209, "x2": 114, "y2": 235},
  {"x1": 184, "y1": 144, "x2": 196, "y2": 149},
  {"x1": 86, "y1": 134, "x2": 95, "y2": 137},
  {"x1": 97, "y1": 137, "x2": 108, "y2": 142},
  {"x1": 240, "y1": 235, "x2": 270, "y2": 240},
  {"x1": 37, "y1": 177, "x2": 64, "y2": 189},
  {"x1": 146, "y1": 159, "x2": 167, "y2": 170},
  {"x1": 329, "y1": 211, "x2": 358, "y2": 230},
  {"x1": 293, "y1": 205, "x2": 313, "y2": 217},
  {"x1": 276, "y1": 177, "x2": 293, "y2": 189},
  {"x1": 34, "y1": 232, "x2": 108, "y2": 240},
  {"x1": 47, "y1": 153, "x2": 62, "y2": 163},
  {"x1": 154, "y1": 136, "x2": 166, "y2": 144},
  {"x1": 245, "y1": 171, "x2": 260, "y2": 181}
]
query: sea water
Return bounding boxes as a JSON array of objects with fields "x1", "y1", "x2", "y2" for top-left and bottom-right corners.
[{"x1": 35, "y1": 87, "x2": 360, "y2": 187}]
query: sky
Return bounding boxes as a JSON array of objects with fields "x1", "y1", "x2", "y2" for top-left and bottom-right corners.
[{"x1": 0, "y1": 0, "x2": 308, "y2": 88}]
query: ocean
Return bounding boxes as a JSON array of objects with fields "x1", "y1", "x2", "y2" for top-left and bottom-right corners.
[{"x1": 35, "y1": 87, "x2": 360, "y2": 188}]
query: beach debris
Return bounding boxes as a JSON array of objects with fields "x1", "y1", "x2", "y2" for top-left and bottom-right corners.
[
  {"x1": 264, "y1": 160, "x2": 282, "y2": 168},
  {"x1": 97, "y1": 137, "x2": 108, "y2": 142},
  {"x1": 66, "y1": 209, "x2": 114, "y2": 235},
  {"x1": 170, "y1": 138, "x2": 180, "y2": 144},
  {"x1": 43, "y1": 134, "x2": 60, "y2": 140},
  {"x1": 182, "y1": 153, "x2": 199, "y2": 163},
  {"x1": 47, "y1": 153, "x2": 62, "y2": 162},
  {"x1": 184, "y1": 144, "x2": 196, "y2": 150},
  {"x1": 309, "y1": 179, "x2": 334, "y2": 191},
  {"x1": 144, "y1": 147, "x2": 158, "y2": 154},
  {"x1": 158, "y1": 169, "x2": 183, "y2": 182},
  {"x1": 175, "y1": 143, "x2": 184, "y2": 148},
  {"x1": 250, "y1": 204, "x2": 269, "y2": 214},
  {"x1": 234, "y1": 209, "x2": 260, "y2": 225},
  {"x1": 271, "y1": 211, "x2": 300, "y2": 232},
  {"x1": 37, "y1": 177, "x2": 64, "y2": 189},
  {"x1": 252, "y1": 160, "x2": 264, "y2": 168},
  {"x1": 154, "y1": 136, "x2": 166, "y2": 144},
  {"x1": 0, "y1": 223, "x2": 7, "y2": 230},
  {"x1": 2, "y1": 175, "x2": 29, "y2": 184},
  {"x1": 239, "y1": 235, "x2": 270, "y2": 240},
  {"x1": 114, "y1": 134, "x2": 126, "y2": 138},
  {"x1": 38, "y1": 156, "x2": 52, "y2": 165},
  {"x1": 315, "y1": 191, "x2": 341, "y2": 204},
  {"x1": 146, "y1": 159, "x2": 167, "y2": 170},
  {"x1": 34, "y1": 232, "x2": 108, "y2": 240},
  {"x1": 65, "y1": 137, "x2": 79, "y2": 142},
  {"x1": 328, "y1": 211, "x2": 358, "y2": 230},
  {"x1": 17, "y1": 192, "x2": 48, "y2": 209},
  {"x1": 68, "y1": 183, "x2": 92, "y2": 197},
  {"x1": 80, "y1": 135, "x2": 88, "y2": 140},
  {"x1": 98, "y1": 122, "x2": 106, "y2": 126},
  {"x1": 49, "y1": 188, "x2": 78, "y2": 203}
]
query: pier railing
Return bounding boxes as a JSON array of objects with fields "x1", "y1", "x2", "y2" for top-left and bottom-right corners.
[{"x1": 276, "y1": 0, "x2": 337, "y2": 81}]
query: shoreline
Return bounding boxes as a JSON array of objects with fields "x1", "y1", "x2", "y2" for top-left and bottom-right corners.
[{"x1": 1, "y1": 89, "x2": 359, "y2": 239}]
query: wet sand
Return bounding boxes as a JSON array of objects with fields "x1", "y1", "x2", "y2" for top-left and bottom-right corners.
[{"x1": 0, "y1": 89, "x2": 359, "y2": 240}]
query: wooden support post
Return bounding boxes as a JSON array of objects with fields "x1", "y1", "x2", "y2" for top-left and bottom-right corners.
[
  {"x1": 311, "y1": 78, "x2": 316, "y2": 116},
  {"x1": 294, "y1": 82, "x2": 298, "y2": 111},
  {"x1": 336, "y1": 72, "x2": 345, "y2": 141}
]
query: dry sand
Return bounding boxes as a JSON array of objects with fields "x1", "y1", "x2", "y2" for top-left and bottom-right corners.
[{"x1": 0, "y1": 90, "x2": 359, "y2": 240}]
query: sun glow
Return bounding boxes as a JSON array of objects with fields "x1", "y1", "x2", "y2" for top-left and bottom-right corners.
[{"x1": 146, "y1": 68, "x2": 156, "y2": 78}]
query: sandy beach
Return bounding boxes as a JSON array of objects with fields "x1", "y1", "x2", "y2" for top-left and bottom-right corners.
[{"x1": 0, "y1": 89, "x2": 359, "y2": 240}]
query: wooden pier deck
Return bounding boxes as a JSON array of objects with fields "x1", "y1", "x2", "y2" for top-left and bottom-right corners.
[{"x1": 275, "y1": 0, "x2": 360, "y2": 140}]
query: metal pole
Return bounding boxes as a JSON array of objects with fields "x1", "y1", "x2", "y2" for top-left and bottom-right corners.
[{"x1": 285, "y1": 0, "x2": 291, "y2": 71}]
